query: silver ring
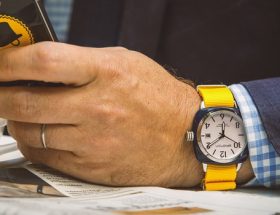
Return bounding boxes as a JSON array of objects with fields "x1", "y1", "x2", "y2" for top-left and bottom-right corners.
[{"x1": 41, "y1": 124, "x2": 47, "y2": 149}]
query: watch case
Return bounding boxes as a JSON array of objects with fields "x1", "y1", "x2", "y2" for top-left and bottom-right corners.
[{"x1": 192, "y1": 107, "x2": 248, "y2": 165}]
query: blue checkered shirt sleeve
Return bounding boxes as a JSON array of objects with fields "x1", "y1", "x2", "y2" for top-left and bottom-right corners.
[
  {"x1": 230, "y1": 84, "x2": 280, "y2": 187},
  {"x1": 44, "y1": 0, "x2": 74, "y2": 42}
]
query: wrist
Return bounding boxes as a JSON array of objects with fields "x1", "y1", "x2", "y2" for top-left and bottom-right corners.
[
  {"x1": 236, "y1": 158, "x2": 254, "y2": 185},
  {"x1": 171, "y1": 80, "x2": 204, "y2": 188}
]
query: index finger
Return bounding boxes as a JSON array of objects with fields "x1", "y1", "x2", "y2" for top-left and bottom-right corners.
[{"x1": 0, "y1": 42, "x2": 98, "y2": 86}]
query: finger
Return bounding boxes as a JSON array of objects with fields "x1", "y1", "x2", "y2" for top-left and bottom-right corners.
[
  {"x1": 18, "y1": 144, "x2": 79, "y2": 174},
  {"x1": 0, "y1": 86, "x2": 80, "y2": 124},
  {"x1": 19, "y1": 145, "x2": 111, "y2": 185},
  {"x1": 8, "y1": 121, "x2": 86, "y2": 154},
  {"x1": 0, "y1": 42, "x2": 99, "y2": 86}
]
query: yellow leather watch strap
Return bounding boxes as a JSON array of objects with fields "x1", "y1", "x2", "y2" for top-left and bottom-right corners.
[
  {"x1": 204, "y1": 165, "x2": 237, "y2": 191},
  {"x1": 198, "y1": 85, "x2": 237, "y2": 191},
  {"x1": 197, "y1": 85, "x2": 235, "y2": 108}
]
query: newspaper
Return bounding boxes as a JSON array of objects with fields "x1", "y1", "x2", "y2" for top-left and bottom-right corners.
[
  {"x1": 1, "y1": 180, "x2": 279, "y2": 215},
  {"x1": 0, "y1": 136, "x2": 280, "y2": 215},
  {"x1": 25, "y1": 164, "x2": 158, "y2": 199}
]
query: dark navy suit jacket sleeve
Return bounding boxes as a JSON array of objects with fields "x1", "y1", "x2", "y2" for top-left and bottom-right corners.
[{"x1": 242, "y1": 78, "x2": 280, "y2": 155}]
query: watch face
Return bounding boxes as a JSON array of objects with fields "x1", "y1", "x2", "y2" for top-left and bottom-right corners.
[{"x1": 197, "y1": 109, "x2": 247, "y2": 163}]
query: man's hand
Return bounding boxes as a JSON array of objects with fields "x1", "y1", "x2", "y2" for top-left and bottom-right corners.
[{"x1": 0, "y1": 42, "x2": 203, "y2": 187}]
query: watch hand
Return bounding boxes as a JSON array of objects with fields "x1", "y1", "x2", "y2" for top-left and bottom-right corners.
[
  {"x1": 207, "y1": 135, "x2": 223, "y2": 149},
  {"x1": 221, "y1": 122, "x2": 225, "y2": 136},
  {"x1": 223, "y1": 135, "x2": 238, "y2": 144}
]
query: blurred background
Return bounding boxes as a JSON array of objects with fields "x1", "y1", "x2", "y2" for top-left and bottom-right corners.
[{"x1": 44, "y1": 0, "x2": 280, "y2": 84}]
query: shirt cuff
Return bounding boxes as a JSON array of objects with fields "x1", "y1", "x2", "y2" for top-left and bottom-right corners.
[{"x1": 230, "y1": 84, "x2": 280, "y2": 188}]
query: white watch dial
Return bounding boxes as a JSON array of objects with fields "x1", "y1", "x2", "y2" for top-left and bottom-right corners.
[{"x1": 198, "y1": 110, "x2": 247, "y2": 163}]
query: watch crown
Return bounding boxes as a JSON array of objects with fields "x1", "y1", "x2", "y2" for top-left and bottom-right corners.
[{"x1": 186, "y1": 131, "x2": 194, "y2": 142}]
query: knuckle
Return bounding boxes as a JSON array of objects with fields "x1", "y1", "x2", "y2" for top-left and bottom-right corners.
[
  {"x1": 100, "y1": 52, "x2": 129, "y2": 79},
  {"x1": 33, "y1": 43, "x2": 52, "y2": 62},
  {"x1": 95, "y1": 103, "x2": 126, "y2": 125},
  {"x1": 113, "y1": 46, "x2": 128, "y2": 51},
  {"x1": 80, "y1": 94, "x2": 126, "y2": 125},
  {"x1": 32, "y1": 42, "x2": 60, "y2": 70},
  {"x1": 128, "y1": 50, "x2": 149, "y2": 66}
]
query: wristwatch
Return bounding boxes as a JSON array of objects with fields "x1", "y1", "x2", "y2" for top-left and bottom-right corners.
[{"x1": 187, "y1": 85, "x2": 248, "y2": 191}]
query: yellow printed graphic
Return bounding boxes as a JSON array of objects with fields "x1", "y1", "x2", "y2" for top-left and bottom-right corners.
[{"x1": 0, "y1": 15, "x2": 34, "y2": 50}]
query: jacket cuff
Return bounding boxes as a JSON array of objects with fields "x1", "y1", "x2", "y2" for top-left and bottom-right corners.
[{"x1": 230, "y1": 84, "x2": 280, "y2": 187}]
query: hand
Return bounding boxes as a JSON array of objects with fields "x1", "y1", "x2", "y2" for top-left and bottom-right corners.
[{"x1": 0, "y1": 42, "x2": 203, "y2": 187}]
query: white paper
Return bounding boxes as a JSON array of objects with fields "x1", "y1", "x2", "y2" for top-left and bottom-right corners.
[
  {"x1": 25, "y1": 164, "x2": 163, "y2": 199},
  {"x1": 1, "y1": 187, "x2": 279, "y2": 215},
  {"x1": 0, "y1": 136, "x2": 26, "y2": 168},
  {"x1": 157, "y1": 187, "x2": 280, "y2": 215},
  {"x1": 23, "y1": 164, "x2": 280, "y2": 214},
  {"x1": 0, "y1": 135, "x2": 17, "y2": 147}
]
